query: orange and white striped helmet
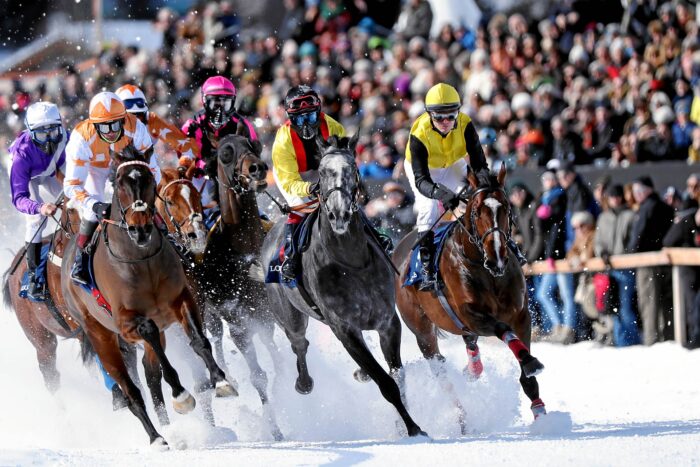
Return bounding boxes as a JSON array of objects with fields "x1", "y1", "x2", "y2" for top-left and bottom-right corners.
[
  {"x1": 115, "y1": 84, "x2": 148, "y2": 114},
  {"x1": 88, "y1": 92, "x2": 127, "y2": 123}
]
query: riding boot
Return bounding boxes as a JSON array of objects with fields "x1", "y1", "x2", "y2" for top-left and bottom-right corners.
[
  {"x1": 71, "y1": 220, "x2": 99, "y2": 286},
  {"x1": 26, "y1": 242, "x2": 47, "y2": 301},
  {"x1": 508, "y1": 238, "x2": 528, "y2": 266},
  {"x1": 280, "y1": 222, "x2": 301, "y2": 281},
  {"x1": 418, "y1": 230, "x2": 438, "y2": 291}
]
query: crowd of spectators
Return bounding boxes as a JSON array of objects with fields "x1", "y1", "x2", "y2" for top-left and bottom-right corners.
[{"x1": 1, "y1": 0, "x2": 700, "y2": 347}]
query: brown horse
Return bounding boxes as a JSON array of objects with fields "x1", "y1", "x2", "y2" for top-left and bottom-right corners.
[
  {"x1": 60, "y1": 145, "x2": 235, "y2": 447},
  {"x1": 394, "y1": 166, "x2": 546, "y2": 432}
]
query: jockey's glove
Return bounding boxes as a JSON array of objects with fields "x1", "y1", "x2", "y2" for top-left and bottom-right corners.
[
  {"x1": 92, "y1": 202, "x2": 110, "y2": 221},
  {"x1": 432, "y1": 183, "x2": 460, "y2": 211},
  {"x1": 308, "y1": 181, "x2": 321, "y2": 196}
]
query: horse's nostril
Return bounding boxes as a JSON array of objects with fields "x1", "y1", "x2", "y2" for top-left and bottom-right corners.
[
  {"x1": 187, "y1": 232, "x2": 197, "y2": 239},
  {"x1": 342, "y1": 212, "x2": 350, "y2": 222},
  {"x1": 328, "y1": 211, "x2": 336, "y2": 221}
]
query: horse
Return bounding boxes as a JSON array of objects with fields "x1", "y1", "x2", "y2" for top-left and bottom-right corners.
[
  {"x1": 194, "y1": 132, "x2": 282, "y2": 439},
  {"x1": 393, "y1": 165, "x2": 546, "y2": 432},
  {"x1": 60, "y1": 145, "x2": 235, "y2": 447},
  {"x1": 261, "y1": 134, "x2": 426, "y2": 438}
]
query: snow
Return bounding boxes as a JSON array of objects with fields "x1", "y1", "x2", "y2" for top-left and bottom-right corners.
[{"x1": 1, "y1": 241, "x2": 700, "y2": 465}]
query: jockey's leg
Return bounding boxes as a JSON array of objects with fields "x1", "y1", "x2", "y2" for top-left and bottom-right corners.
[
  {"x1": 280, "y1": 213, "x2": 304, "y2": 281},
  {"x1": 507, "y1": 238, "x2": 528, "y2": 266},
  {"x1": 26, "y1": 242, "x2": 47, "y2": 301},
  {"x1": 417, "y1": 230, "x2": 438, "y2": 291},
  {"x1": 70, "y1": 210, "x2": 99, "y2": 286}
]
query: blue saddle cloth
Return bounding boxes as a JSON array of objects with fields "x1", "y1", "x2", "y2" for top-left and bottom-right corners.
[
  {"x1": 72, "y1": 246, "x2": 113, "y2": 315},
  {"x1": 403, "y1": 221, "x2": 458, "y2": 287},
  {"x1": 19, "y1": 243, "x2": 51, "y2": 302},
  {"x1": 265, "y1": 212, "x2": 318, "y2": 288}
]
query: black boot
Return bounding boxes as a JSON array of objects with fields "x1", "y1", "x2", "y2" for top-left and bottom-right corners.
[
  {"x1": 508, "y1": 238, "x2": 528, "y2": 266},
  {"x1": 280, "y1": 223, "x2": 301, "y2": 281},
  {"x1": 418, "y1": 230, "x2": 438, "y2": 292},
  {"x1": 71, "y1": 220, "x2": 99, "y2": 286},
  {"x1": 26, "y1": 242, "x2": 47, "y2": 301}
]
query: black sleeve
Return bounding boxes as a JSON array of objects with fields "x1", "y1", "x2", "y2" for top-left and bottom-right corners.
[
  {"x1": 464, "y1": 122, "x2": 488, "y2": 172},
  {"x1": 409, "y1": 134, "x2": 438, "y2": 199},
  {"x1": 626, "y1": 209, "x2": 646, "y2": 252}
]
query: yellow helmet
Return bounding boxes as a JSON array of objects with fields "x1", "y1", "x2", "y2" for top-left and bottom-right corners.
[
  {"x1": 425, "y1": 83, "x2": 461, "y2": 113},
  {"x1": 89, "y1": 92, "x2": 126, "y2": 123}
]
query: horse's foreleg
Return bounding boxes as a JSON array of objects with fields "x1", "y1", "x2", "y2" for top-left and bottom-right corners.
[
  {"x1": 178, "y1": 291, "x2": 237, "y2": 398},
  {"x1": 35, "y1": 329, "x2": 60, "y2": 394},
  {"x1": 119, "y1": 337, "x2": 142, "y2": 390},
  {"x1": 377, "y1": 314, "x2": 405, "y2": 393},
  {"x1": 142, "y1": 344, "x2": 170, "y2": 426},
  {"x1": 332, "y1": 324, "x2": 426, "y2": 438},
  {"x1": 204, "y1": 305, "x2": 228, "y2": 365},
  {"x1": 514, "y1": 313, "x2": 547, "y2": 420},
  {"x1": 493, "y1": 321, "x2": 544, "y2": 378},
  {"x1": 87, "y1": 326, "x2": 166, "y2": 446},
  {"x1": 462, "y1": 334, "x2": 483, "y2": 381},
  {"x1": 134, "y1": 316, "x2": 195, "y2": 414}
]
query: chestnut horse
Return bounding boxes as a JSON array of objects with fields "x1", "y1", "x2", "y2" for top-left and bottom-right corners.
[
  {"x1": 393, "y1": 166, "x2": 546, "y2": 432},
  {"x1": 60, "y1": 145, "x2": 235, "y2": 447}
]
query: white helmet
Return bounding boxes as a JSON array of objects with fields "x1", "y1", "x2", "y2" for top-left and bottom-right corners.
[
  {"x1": 25, "y1": 102, "x2": 62, "y2": 130},
  {"x1": 115, "y1": 84, "x2": 148, "y2": 114}
]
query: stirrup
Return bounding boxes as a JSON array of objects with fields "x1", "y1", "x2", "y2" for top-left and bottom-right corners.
[
  {"x1": 418, "y1": 267, "x2": 437, "y2": 291},
  {"x1": 280, "y1": 257, "x2": 298, "y2": 281},
  {"x1": 70, "y1": 252, "x2": 90, "y2": 286},
  {"x1": 27, "y1": 277, "x2": 48, "y2": 302}
]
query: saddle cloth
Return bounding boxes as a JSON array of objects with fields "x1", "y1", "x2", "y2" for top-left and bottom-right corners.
[
  {"x1": 19, "y1": 243, "x2": 51, "y2": 302},
  {"x1": 75, "y1": 245, "x2": 113, "y2": 316},
  {"x1": 403, "y1": 221, "x2": 458, "y2": 288},
  {"x1": 265, "y1": 210, "x2": 318, "y2": 288}
]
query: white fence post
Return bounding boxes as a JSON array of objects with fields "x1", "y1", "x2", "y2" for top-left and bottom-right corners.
[{"x1": 672, "y1": 265, "x2": 687, "y2": 345}]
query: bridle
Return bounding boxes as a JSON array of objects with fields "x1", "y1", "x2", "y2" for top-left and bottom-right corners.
[
  {"x1": 219, "y1": 148, "x2": 262, "y2": 196},
  {"x1": 318, "y1": 152, "x2": 360, "y2": 214},
  {"x1": 459, "y1": 185, "x2": 512, "y2": 261},
  {"x1": 157, "y1": 177, "x2": 204, "y2": 252},
  {"x1": 102, "y1": 160, "x2": 163, "y2": 262}
]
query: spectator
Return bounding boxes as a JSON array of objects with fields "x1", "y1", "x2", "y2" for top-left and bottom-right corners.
[
  {"x1": 594, "y1": 184, "x2": 641, "y2": 346},
  {"x1": 626, "y1": 176, "x2": 675, "y2": 345},
  {"x1": 556, "y1": 162, "x2": 599, "y2": 250},
  {"x1": 394, "y1": 0, "x2": 433, "y2": 40},
  {"x1": 549, "y1": 115, "x2": 584, "y2": 165},
  {"x1": 365, "y1": 181, "x2": 416, "y2": 241}
]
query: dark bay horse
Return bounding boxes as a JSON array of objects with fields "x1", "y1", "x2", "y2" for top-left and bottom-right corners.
[
  {"x1": 60, "y1": 146, "x2": 235, "y2": 447},
  {"x1": 394, "y1": 165, "x2": 546, "y2": 432},
  {"x1": 261, "y1": 135, "x2": 426, "y2": 438},
  {"x1": 194, "y1": 132, "x2": 281, "y2": 439}
]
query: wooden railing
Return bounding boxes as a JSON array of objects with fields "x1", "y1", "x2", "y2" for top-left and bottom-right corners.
[{"x1": 523, "y1": 248, "x2": 700, "y2": 344}]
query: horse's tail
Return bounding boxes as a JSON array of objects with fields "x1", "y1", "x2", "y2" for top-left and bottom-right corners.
[
  {"x1": 78, "y1": 329, "x2": 97, "y2": 368},
  {"x1": 2, "y1": 268, "x2": 13, "y2": 314}
]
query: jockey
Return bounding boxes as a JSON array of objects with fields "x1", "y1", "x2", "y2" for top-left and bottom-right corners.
[
  {"x1": 405, "y1": 83, "x2": 526, "y2": 291},
  {"x1": 9, "y1": 102, "x2": 68, "y2": 300},
  {"x1": 181, "y1": 76, "x2": 258, "y2": 184},
  {"x1": 271, "y1": 85, "x2": 345, "y2": 280},
  {"x1": 63, "y1": 92, "x2": 161, "y2": 285},
  {"x1": 115, "y1": 84, "x2": 199, "y2": 163}
]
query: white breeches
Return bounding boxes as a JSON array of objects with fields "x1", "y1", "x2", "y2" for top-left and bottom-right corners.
[{"x1": 24, "y1": 176, "x2": 63, "y2": 243}]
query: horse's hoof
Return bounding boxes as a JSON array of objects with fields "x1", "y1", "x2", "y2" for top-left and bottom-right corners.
[
  {"x1": 172, "y1": 390, "x2": 196, "y2": 414},
  {"x1": 408, "y1": 426, "x2": 429, "y2": 438},
  {"x1": 295, "y1": 377, "x2": 314, "y2": 395},
  {"x1": 215, "y1": 380, "x2": 238, "y2": 398},
  {"x1": 464, "y1": 361, "x2": 484, "y2": 381},
  {"x1": 151, "y1": 436, "x2": 169, "y2": 451},
  {"x1": 353, "y1": 368, "x2": 371, "y2": 383},
  {"x1": 522, "y1": 356, "x2": 545, "y2": 378},
  {"x1": 272, "y1": 427, "x2": 284, "y2": 441}
]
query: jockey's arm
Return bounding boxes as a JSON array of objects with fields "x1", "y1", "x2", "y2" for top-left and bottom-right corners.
[
  {"x1": 63, "y1": 131, "x2": 97, "y2": 213},
  {"x1": 181, "y1": 117, "x2": 203, "y2": 161},
  {"x1": 9, "y1": 151, "x2": 41, "y2": 215},
  {"x1": 237, "y1": 114, "x2": 259, "y2": 141},
  {"x1": 464, "y1": 121, "x2": 488, "y2": 172},
  {"x1": 271, "y1": 129, "x2": 312, "y2": 197},
  {"x1": 408, "y1": 135, "x2": 450, "y2": 200}
]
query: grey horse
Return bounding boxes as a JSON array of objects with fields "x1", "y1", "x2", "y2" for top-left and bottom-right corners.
[{"x1": 261, "y1": 134, "x2": 426, "y2": 438}]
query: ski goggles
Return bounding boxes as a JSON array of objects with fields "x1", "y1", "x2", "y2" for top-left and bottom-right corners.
[
  {"x1": 31, "y1": 125, "x2": 62, "y2": 144},
  {"x1": 291, "y1": 111, "x2": 319, "y2": 127},
  {"x1": 96, "y1": 120, "x2": 124, "y2": 134},
  {"x1": 123, "y1": 98, "x2": 147, "y2": 111},
  {"x1": 287, "y1": 95, "x2": 321, "y2": 114},
  {"x1": 205, "y1": 95, "x2": 234, "y2": 112},
  {"x1": 430, "y1": 111, "x2": 459, "y2": 122}
]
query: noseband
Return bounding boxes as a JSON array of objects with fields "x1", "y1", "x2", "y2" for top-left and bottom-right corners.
[
  {"x1": 220, "y1": 151, "x2": 261, "y2": 195},
  {"x1": 157, "y1": 178, "x2": 204, "y2": 251}
]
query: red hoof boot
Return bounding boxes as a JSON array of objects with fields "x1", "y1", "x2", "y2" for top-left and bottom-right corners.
[
  {"x1": 531, "y1": 398, "x2": 546, "y2": 419},
  {"x1": 465, "y1": 347, "x2": 484, "y2": 380}
]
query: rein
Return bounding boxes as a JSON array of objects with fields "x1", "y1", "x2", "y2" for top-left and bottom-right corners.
[
  {"x1": 157, "y1": 177, "x2": 204, "y2": 252},
  {"x1": 459, "y1": 186, "x2": 512, "y2": 261}
]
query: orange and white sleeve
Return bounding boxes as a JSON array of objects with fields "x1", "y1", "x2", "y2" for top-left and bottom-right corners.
[
  {"x1": 150, "y1": 113, "x2": 199, "y2": 160},
  {"x1": 63, "y1": 131, "x2": 97, "y2": 212},
  {"x1": 133, "y1": 119, "x2": 161, "y2": 185}
]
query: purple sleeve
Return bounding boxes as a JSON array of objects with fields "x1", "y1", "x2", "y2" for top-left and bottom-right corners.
[{"x1": 9, "y1": 155, "x2": 40, "y2": 215}]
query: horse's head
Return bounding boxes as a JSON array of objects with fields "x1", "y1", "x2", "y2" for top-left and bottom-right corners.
[
  {"x1": 462, "y1": 164, "x2": 511, "y2": 277},
  {"x1": 157, "y1": 168, "x2": 207, "y2": 254},
  {"x1": 111, "y1": 144, "x2": 157, "y2": 248},
  {"x1": 217, "y1": 129, "x2": 268, "y2": 196},
  {"x1": 317, "y1": 133, "x2": 360, "y2": 234}
]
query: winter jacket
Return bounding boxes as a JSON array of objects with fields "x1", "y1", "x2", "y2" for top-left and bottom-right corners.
[
  {"x1": 662, "y1": 209, "x2": 700, "y2": 247},
  {"x1": 537, "y1": 186, "x2": 567, "y2": 260},
  {"x1": 595, "y1": 206, "x2": 636, "y2": 256},
  {"x1": 626, "y1": 193, "x2": 675, "y2": 252},
  {"x1": 512, "y1": 192, "x2": 544, "y2": 262}
]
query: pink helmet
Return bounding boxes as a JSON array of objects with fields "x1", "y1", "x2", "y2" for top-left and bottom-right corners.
[{"x1": 201, "y1": 76, "x2": 236, "y2": 101}]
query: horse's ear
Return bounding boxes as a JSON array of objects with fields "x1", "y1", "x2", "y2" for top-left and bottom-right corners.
[
  {"x1": 236, "y1": 123, "x2": 246, "y2": 136},
  {"x1": 497, "y1": 163, "x2": 507, "y2": 187},
  {"x1": 348, "y1": 132, "x2": 360, "y2": 153},
  {"x1": 250, "y1": 139, "x2": 263, "y2": 155},
  {"x1": 467, "y1": 168, "x2": 479, "y2": 189},
  {"x1": 316, "y1": 135, "x2": 329, "y2": 156}
]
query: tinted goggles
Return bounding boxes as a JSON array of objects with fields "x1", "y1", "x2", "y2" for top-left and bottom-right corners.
[
  {"x1": 205, "y1": 95, "x2": 234, "y2": 112},
  {"x1": 96, "y1": 120, "x2": 123, "y2": 134},
  {"x1": 287, "y1": 95, "x2": 320, "y2": 114},
  {"x1": 123, "y1": 98, "x2": 147, "y2": 110},
  {"x1": 291, "y1": 111, "x2": 319, "y2": 127},
  {"x1": 430, "y1": 111, "x2": 459, "y2": 122},
  {"x1": 31, "y1": 125, "x2": 62, "y2": 144}
]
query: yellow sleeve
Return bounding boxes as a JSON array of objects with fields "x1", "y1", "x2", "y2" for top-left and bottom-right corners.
[
  {"x1": 271, "y1": 126, "x2": 311, "y2": 197},
  {"x1": 325, "y1": 115, "x2": 346, "y2": 138}
]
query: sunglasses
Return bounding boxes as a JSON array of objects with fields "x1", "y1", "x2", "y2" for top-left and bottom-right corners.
[
  {"x1": 31, "y1": 125, "x2": 62, "y2": 144},
  {"x1": 288, "y1": 95, "x2": 320, "y2": 113},
  {"x1": 123, "y1": 98, "x2": 147, "y2": 110},
  {"x1": 96, "y1": 120, "x2": 123, "y2": 134},
  {"x1": 205, "y1": 96, "x2": 234, "y2": 112},
  {"x1": 431, "y1": 111, "x2": 458, "y2": 122},
  {"x1": 291, "y1": 111, "x2": 319, "y2": 127}
]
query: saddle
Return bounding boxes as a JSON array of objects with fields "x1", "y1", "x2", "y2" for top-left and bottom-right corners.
[
  {"x1": 75, "y1": 238, "x2": 113, "y2": 317},
  {"x1": 403, "y1": 221, "x2": 458, "y2": 288}
]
